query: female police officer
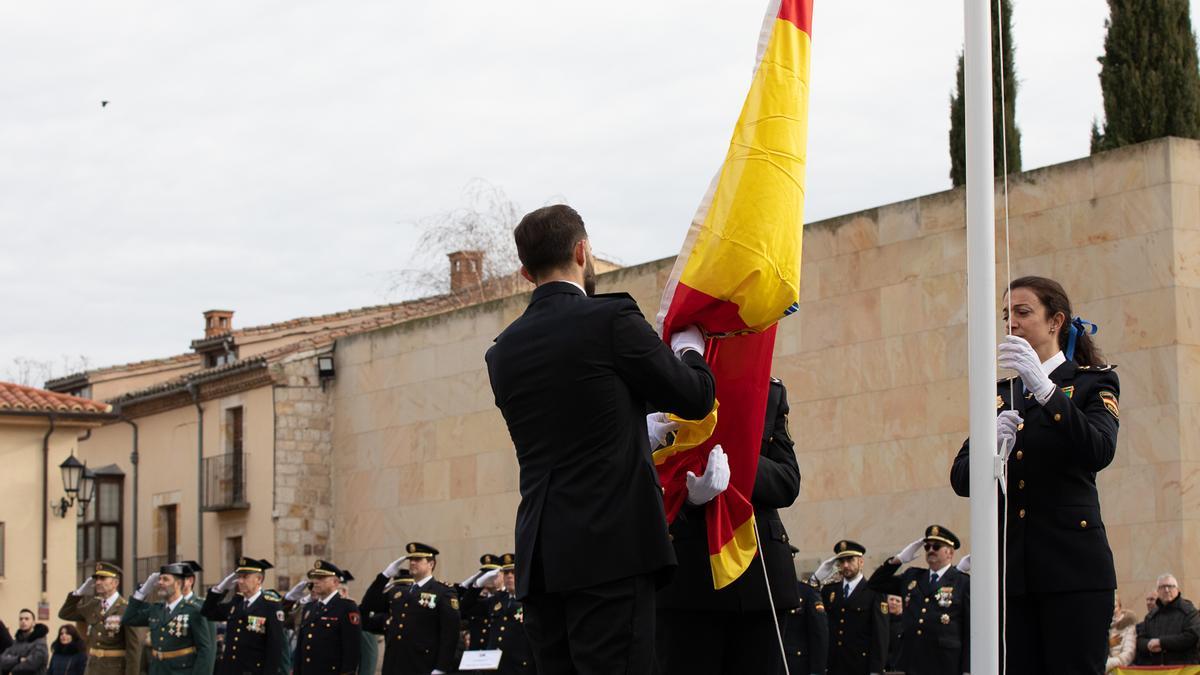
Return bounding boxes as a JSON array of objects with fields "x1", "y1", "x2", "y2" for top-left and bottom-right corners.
[{"x1": 951, "y1": 275, "x2": 1120, "y2": 674}]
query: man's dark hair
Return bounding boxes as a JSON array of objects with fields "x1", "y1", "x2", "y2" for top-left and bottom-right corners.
[
  {"x1": 18, "y1": 609, "x2": 33, "y2": 618},
  {"x1": 513, "y1": 205, "x2": 588, "y2": 279}
]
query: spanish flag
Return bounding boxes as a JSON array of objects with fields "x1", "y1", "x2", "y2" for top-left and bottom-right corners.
[{"x1": 655, "y1": 0, "x2": 812, "y2": 589}]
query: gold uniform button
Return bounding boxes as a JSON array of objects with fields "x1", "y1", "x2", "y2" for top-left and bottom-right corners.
[
  {"x1": 1019, "y1": 509, "x2": 1027, "y2": 518},
  {"x1": 1017, "y1": 423, "x2": 1024, "y2": 431},
  {"x1": 917, "y1": 630, "x2": 923, "y2": 636},
  {"x1": 921, "y1": 608, "x2": 927, "y2": 614},
  {"x1": 1080, "y1": 520, "x2": 1088, "y2": 528},
  {"x1": 1018, "y1": 480, "x2": 1025, "y2": 489},
  {"x1": 1054, "y1": 413, "x2": 1062, "y2": 422},
  {"x1": 918, "y1": 619, "x2": 924, "y2": 624},
  {"x1": 1015, "y1": 450, "x2": 1023, "y2": 460}
]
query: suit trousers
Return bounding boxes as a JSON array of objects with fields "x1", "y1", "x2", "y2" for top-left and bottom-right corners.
[
  {"x1": 522, "y1": 574, "x2": 657, "y2": 675},
  {"x1": 657, "y1": 609, "x2": 783, "y2": 675},
  {"x1": 1006, "y1": 590, "x2": 1111, "y2": 675}
]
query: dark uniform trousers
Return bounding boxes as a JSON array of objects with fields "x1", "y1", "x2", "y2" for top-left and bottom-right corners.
[
  {"x1": 867, "y1": 561, "x2": 969, "y2": 675},
  {"x1": 655, "y1": 378, "x2": 802, "y2": 675},
  {"x1": 822, "y1": 581, "x2": 889, "y2": 675},
  {"x1": 360, "y1": 574, "x2": 460, "y2": 675},
  {"x1": 951, "y1": 362, "x2": 1120, "y2": 675},
  {"x1": 293, "y1": 596, "x2": 362, "y2": 675},
  {"x1": 783, "y1": 582, "x2": 828, "y2": 675},
  {"x1": 199, "y1": 591, "x2": 285, "y2": 675}
]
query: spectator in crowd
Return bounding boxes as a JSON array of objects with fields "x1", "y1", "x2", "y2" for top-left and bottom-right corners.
[
  {"x1": 0, "y1": 619, "x2": 12, "y2": 654},
  {"x1": 1135, "y1": 574, "x2": 1200, "y2": 665},
  {"x1": 1107, "y1": 595, "x2": 1136, "y2": 672},
  {"x1": 1147, "y1": 590, "x2": 1158, "y2": 614},
  {"x1": 884, "y1": 595, "x2": 904, "y2": 672},
  {"x1": 0, "y1": 610, "x2": 49, "y2": 675},
  {"x1": 47, "y1": 626, "x2": 85, "y2": 675}
]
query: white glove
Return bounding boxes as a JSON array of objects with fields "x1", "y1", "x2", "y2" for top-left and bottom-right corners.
[
  {"x1": 998, "y1": 335, "x2": 1055, "y2": 403},
  {"x1": 285, "y1": 580, "x2": 309, "y2": 602},
  {"x1": 894, "y1": 538, "x2": 925, "y2": 564},
  {"x1": 669, "y1": 325, "x2": 705, "y2": 358},
  {"x1": 135, "y1": 573, "x2": 160, "y2": 600},
  {"x1": 74, "y1": 577, "x2": 95, "y2": 597},
  {"x1": 996, "y1": 410, "x2": 1023, "y2": 459},
  {"x1": 382, "y1": 557, "x2": 407, "y2": 578},
  {"x1": 432, "y1": 671, "x2": 445, "y2": 675},
  {"x1": 957, "y1": 554, "x2": 972, "y2": 573},
  {"x1": 685, "y1": 445, "x2": 730, "y2": 505},
  {"x1": 473, "y1": 569, "x2": 500, "y2": 589},
  {"x1": 646, "y1": 412, "x2": 679, "y2": 449},
  {"x1": 811, "y1": 556, "x2": 837, "y2": 584},
  {"x1": 460, "y1": 570, "x2": 484, "y2": 588},
  {"x1": 214, "y1": 572, "x2": 238, "y2": 594}
]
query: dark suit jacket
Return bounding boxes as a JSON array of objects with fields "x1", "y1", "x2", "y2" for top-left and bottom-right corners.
[
  {"x1": 822, "y1": 578, "x2": 889, "y2": 675},
  {"x1": 486, "y1": 282, "x2": 716, "y2": 598},
  {"x1": 950, "y1": 362, "x2": 1119, "y2": 595},
  {"x1": 656, "y1": 378, "x2": 801, "y2": 612},
  {"x1": 868, "y1": 561, "x2": 970, "y2": 675}
]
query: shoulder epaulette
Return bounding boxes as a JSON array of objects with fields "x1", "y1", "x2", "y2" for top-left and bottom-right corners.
[
  {"x1": 263, "y1": 590, "x2": 282, "y2": 602},
  {"x1": 1077, "y1": 364, "x2": 1117, "y2": 372}
]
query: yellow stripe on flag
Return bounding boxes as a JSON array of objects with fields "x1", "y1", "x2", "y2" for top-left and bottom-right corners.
[{"x1": 710, "y1": 516, "x2": 759, "y2": 589}]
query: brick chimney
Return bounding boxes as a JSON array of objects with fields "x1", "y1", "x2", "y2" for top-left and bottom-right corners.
[
  {"x1": 203, "y1": 309, "x2": 234, "y2": 338},
  {"x1": 448, "y1": 251, "x2": 485, "y2": 293}
]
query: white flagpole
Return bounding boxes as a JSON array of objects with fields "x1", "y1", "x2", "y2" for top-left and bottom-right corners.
[{"x1": 965, "y1": 0, "x2": 1000, "y2": 673}]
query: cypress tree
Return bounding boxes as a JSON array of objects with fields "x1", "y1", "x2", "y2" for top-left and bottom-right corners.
[
  {"x1": 949, "y1": 0, "x2": 1021, "y2": 187},
  {"x1": 1092, "y1": 0, "x2": 1200, "y2": 152}
]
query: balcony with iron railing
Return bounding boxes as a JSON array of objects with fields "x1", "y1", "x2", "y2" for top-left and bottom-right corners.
[
  {"x1": 135, "y1": 554, "x2": 169, "y2": 581},
  {"x1": 202, "y1": 453, "x2": 249, "y2": 512}
]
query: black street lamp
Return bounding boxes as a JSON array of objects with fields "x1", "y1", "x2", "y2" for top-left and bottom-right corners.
[{"x1": 51, "y1": 455, "x2": 89, "y2": 518}]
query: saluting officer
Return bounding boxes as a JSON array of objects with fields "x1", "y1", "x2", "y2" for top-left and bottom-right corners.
[
  {"x1": 867, "y1": 525, "x2": 970, "y2": 675},
  {"x1": 58, "y1": 562, "x2": 144, "y2": 675},
  {"x1": 201, "y1": 557, "x2": 286, "y2": 675},
  {"x1": 457, "y1": 555, "x2": 503, "y2": 651},
  {"x1": 820, "y1": 540, "x2": 888, "y2": 675},
  {"x1": 361, "y1": 542, "x2": 461, "y2": 675},
  {"x1": 176, "y1": 562, "x2": 216, "y2": 675},
  {"x1": 951, "y1": 276, "x2": 1121, "y2": 673},
  {"x1": 782, "y1": 547, "x2": 828, "y2": 675},
  {"x1": 294, "y1": 560, "x2": 363, "y2": 675},
  {"x1": 488, "y1": 554, "x2": 533, "y2": 675},
  {"x1": 122, "y1": 563, "x2": 214, "y2": 675}
]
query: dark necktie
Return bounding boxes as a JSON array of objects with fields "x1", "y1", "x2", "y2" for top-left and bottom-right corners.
[
  {"x1": 930, "y1": 572, "x2": 939, "y2": 587},
  {"x1": 843, "y1": 582, "x2": 851, "y2": 597}
]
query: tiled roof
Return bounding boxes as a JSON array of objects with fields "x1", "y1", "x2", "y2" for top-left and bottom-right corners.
[
  {"x1": 107, "y1": 356, "x2": 270, "y2": 406},
  {"x1": 0, "y1": 381, "x2": 113, "y2": 415}
]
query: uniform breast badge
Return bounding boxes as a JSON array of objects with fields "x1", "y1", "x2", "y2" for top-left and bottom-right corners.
[
  {"x1": 418, "y1": 592, "x2": 437, "y2": 609},
  {"x1": 247, "y1": 616, "x2": 266, "y2": 634},
  {"x1": 936, "y1": 587, "x2": 954, "y2": 608},
  {"x1": 104, "y1": 615, "x2": 122, "y2": 634},
  {"x1": 941, "y1": 613, "x2": 951, "y2": 624}
]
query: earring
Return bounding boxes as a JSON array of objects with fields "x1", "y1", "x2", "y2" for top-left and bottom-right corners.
[{"x1": 1050, "y1": 327, "x2": 1056, "y2": 334}]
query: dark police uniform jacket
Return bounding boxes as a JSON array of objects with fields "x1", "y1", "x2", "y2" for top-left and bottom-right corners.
[
  {"x1": 360, "y1": 574, "x2": 460, "y2": 675},
  {"x1": 293, "y1": 595, "x2": 362, "y2": 675},
  {"x1": 59, "y1": 593, "x2": 144, "y2": 675},
  {"x1": 486, "y1": 282, "x2": 716, "y2": 598},
  {"x1": 455, "y1": 586, "x2": 495, "y2": 651},
  {"x1": 200, "y1": 590, "x2": 286, "y2": 675},
  {"x1": 868, "y1": 561, "x2": 969, "y2": 675},
  {"x1": 783, "y1": 581, "x2": 828, "y2": 675},
  {"x1": 821, "y1": 578, "x2": 889, "y2": 675},
  {"x1": 122, "y1": 597, "x2": 213, "y2": 675},
  {"x1": 657, "y1": 378, "x2": 801, "y2": 612},
  {"x1": 950, "y1": 362, "x2": 1120, "y2": 595},
  {"x1": 485, "y1": 594, "x2": 534, "y2": 675}
]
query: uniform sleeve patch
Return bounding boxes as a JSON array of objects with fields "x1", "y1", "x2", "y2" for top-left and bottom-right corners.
[
  {"x1": 348, "y1": 612, "x2": 361, "y2": 626},
  {"x1": 449, "y1": 597, "x2": 459, "y2": 611},
  {"x1": 1099, "y1": 390, "x2": 1119, "y2": 419}
]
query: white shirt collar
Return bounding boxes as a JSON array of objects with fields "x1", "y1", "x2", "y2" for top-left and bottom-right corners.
[
  {"x1": 541, "y1": 279, "x2": 586, "y2": 295},
  {"x1": 243, "y1": 591, "x2": 262, "y2": 605},
  {"x1": 414, "y1": 575, "x2": 434, "y2": 588},
  {"x1": 842, "y1": 573, "x2": 864, "y2": 594},
  {"x1": 318, "y1": 593, "x2": 336, "y2": 606},
  {"x1": 102, "y1": 592, "x2": 120, "y2": 609},
  {"x1": 166, "y1": 596, "x2": 183, "y2": 613},
  {"x1": 930, "y1": 564, "x2": 953, "y2": 579},
  {"x1": 1041, "y1": 350, "x2": 1066, "y2": 376}
]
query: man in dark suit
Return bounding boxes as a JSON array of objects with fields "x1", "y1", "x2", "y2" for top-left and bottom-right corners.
[
  {"x1": 200, "y1": 557, "x2": 286, "y2": 675},
  {"x1": 656, "y1": 377, "x2": 801, "y2": 674},
  {"x1": 294, "y1": 561, "x2": 362, "y2": 675},
  {"x1": 867, "y1": 526, "x2": 970, "y2": 675},
  {"x1": 485, "y1": 204, "x2": 716, "y2": 674},
  {"x1": 821, "y1": 541, "x2": 888, "y2": 675}
]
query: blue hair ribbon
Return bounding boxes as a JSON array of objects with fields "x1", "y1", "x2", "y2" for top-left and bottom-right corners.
[{"x1": 1065, "y1": 317, "x2": 1098, "y2": 361}]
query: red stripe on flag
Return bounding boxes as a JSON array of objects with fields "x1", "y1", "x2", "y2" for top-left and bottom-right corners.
[
  {"x1": 660, "y1": 284, "x2": 752, "y2": 348},
  {"x1": 777, "y1": 0, "x2": 813, "y2": 35}
]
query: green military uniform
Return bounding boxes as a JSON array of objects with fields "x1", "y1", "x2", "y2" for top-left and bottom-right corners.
[
  {"x1": 178, "y1": 561, "x2": 217, "y2": 675},
  {"x1": 122, "y1": 563, "x2": 214, "y2": 675},
  {"x1": 58, "y1": 563, "x2": 144, "y2": 675}
]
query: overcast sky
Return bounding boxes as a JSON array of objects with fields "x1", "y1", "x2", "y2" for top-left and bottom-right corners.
[{"x1": 3, "y1": 1, "x2": 1194, "y2": 377}]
